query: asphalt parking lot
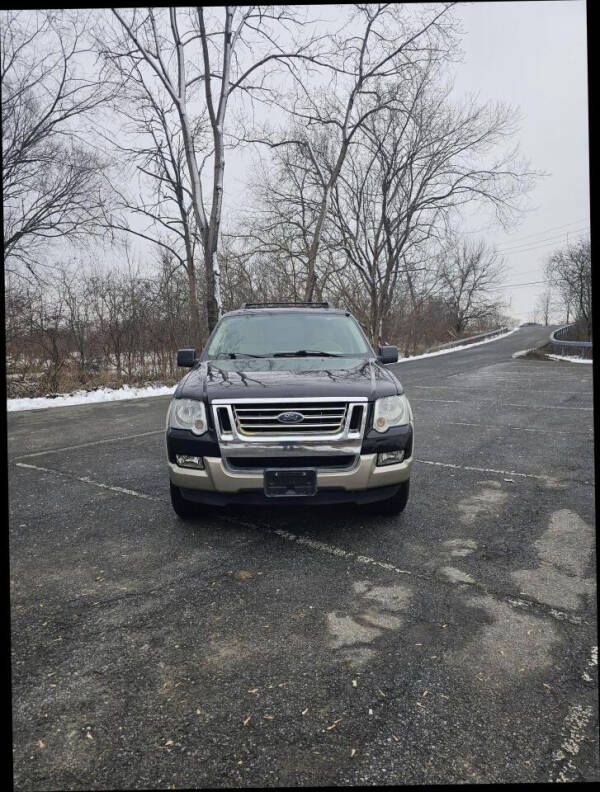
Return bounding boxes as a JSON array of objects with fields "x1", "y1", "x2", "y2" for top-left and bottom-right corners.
[{"x1": 8, "y1": 325, "x2": 598, "y2": 788}]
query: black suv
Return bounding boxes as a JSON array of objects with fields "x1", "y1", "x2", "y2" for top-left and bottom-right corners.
[{"x1": 166, "y1": 303, "x2": 413, "y2": 517}]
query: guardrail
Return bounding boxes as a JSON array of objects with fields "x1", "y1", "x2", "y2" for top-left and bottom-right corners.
[
  {"x1": 425, "y1": 327, "x2": 511, "y2": 354},
  {"x1": 549, "y1": 324, "x2": 592, "y2": 358}
]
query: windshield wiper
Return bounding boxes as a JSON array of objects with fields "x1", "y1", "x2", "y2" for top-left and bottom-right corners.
[
  {"x1": 214, "y1": 352, "x2": 269, "y2": 359},
  {"x1": 272, "y1": 349, "x2": 344, "y2": 358},
  {"x1": 215, "y1": 350, "x2": 347, "y2": 359}
]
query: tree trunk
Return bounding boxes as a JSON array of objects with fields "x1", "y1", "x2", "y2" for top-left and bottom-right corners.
[
  {"x1": 183, "y1": 231, "x2": 202, "y2": 348},
  {"x1": 304, "y1": 192, "x2": 329, "y2": 302},
  {"x1": 368, "y1": 288, "x2": 380, "y2": 349},
  {"x1": 304, "y1": 145, "x2": 348, "y2": 302},
  {"x1": 204, "y1": 242, "x2": 220, "y2": 333}
]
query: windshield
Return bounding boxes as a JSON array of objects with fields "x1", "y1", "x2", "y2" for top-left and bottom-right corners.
[{"x1": 205, "y1": 312, "x2": 372, "y2": 359}]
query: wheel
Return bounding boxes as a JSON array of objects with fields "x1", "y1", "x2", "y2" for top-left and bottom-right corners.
[
  {"x1": 371, "y1": 479, "x2": 410, "y2": 516},
  {"x1": 170, "y1": 481, "x2": 198, "y2": 519}
]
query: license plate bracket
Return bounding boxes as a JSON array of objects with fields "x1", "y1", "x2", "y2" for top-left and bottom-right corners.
[{"x1": 264, "y1": 468, "x2": 317, "y2": 497}]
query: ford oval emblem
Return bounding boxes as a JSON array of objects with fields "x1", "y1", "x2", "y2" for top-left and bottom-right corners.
[{"x1": 277, "y1": 411, "x2": 304, "y2": 424}]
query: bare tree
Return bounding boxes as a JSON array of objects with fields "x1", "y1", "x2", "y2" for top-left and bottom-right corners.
[
  {"x1": 97, "y1": 58, "x2": 207, "y2": 345},
  {"x1": 245, "y1": 57, "x2": 532, "y2": 344},
  {"x1": 222, "y1": 142, "x2": 327, "y2": 303},
  {"x1": 438, "y1": 239, "x2": 506, "y2": 334},
  {"x1": 326, "y1": 75, "x2": 528, "y2": 342},
  {"x1": 534, "y1": 289, "x2": 552, "y2": 326},
  {"x1": 20, "y1": 281, "x2": 72, "y2": 392},
  {"x1": 247, "y1": 3, "x2": 461, "y2": 300},
  {"x1": 4, "y1": 248, "x2": 200, "y2": 397},
  {"x1": 102, "y1": 6, "x2": 322, "y2": 332},
  {"x1": 58, "y1": 266, "x2": 92, "y2": 373},
  {"x1": 546, "y1": 238, "x2": 591, "y2": 338},
  {"x1": 1, "y1": 9, "x2": 114, "y2": 276}
]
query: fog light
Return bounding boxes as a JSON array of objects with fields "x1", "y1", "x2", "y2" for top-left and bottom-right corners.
[
  {"x1": 377, "y1": 450, "x2": 404, "y2": 466},
  {"x1": 176, "y1": 455, "x2": 204, "y2": 469}
]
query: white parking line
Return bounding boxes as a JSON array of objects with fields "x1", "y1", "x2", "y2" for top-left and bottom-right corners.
[
  {"x1": 257, "y1": 533, "x2": 582, "y2": 624},
  {"x1": 270, "y1": 528, "x2": 417, "y2": 576},
  {"x1": 15, "y1": 462, "x2": 164, "y2": 502},
  {"x1": 549, "y1": 702, "x2": 595, "y2": 782},
  {"x1": 13, "y1": 430, "x2": 164, "y2": 460},
  {"x1": 415, "y1": 459, "x2": 555, "y2": 482},
  {"x1": 412, "y1": 397, "x2": 462, "y2": 403},
  {"x1": 409, "y1": 384, "x2": 591, "y2": 397},
  {"x1": 473, "y1": 369, "x2": 591, "y2": 375},
  {"x1": 433, "y1": 421, "x2": 593, "y2": 437},
  {"x1": 449, "y1": 377, "x2": 592, "y2": 386},
  {"x1": 582, "y1": 645, "x2": 598, "y2": 683},
  {"x1": 413, "y1": 398, "x2": 592, "y2": 411},
  {"x1": 502, "y1": 403, "x2": 593, "y2": 411}
]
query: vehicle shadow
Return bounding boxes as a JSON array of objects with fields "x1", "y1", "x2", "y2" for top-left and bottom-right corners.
[{"x1": 204, "y1": 499, "x2": 406, "y2": 535}]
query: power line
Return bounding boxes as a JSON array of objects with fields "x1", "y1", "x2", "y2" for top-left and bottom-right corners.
[
  {"x1": 488, "y1": 279, "x2": 548, "y2": 291},
  {"x1": 461, "y1": 216, "x2": 590, "y2": 243},
  {"x1": 497, "y1": 226, "x2": 589, "y2": 253},
  {"x1": 497, "y1": 229, "x2": 589, "y2": 255},
  {"x1": 500, "y1": 236, "x2": 588, "y2": 256},
  {"x1": 493, "y1": 216, "x2": 590, "y2": 246}
]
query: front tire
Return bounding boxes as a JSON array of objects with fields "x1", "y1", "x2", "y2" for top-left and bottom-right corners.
[
  {"x1": 370, "y1": 479, "x2": 410, "y2": 516},
  {"x1": 170, "y1": 481, "x2": 198, "y2": 519}
]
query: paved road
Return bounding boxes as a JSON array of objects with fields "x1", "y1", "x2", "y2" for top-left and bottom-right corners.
[{"x1": 8, "y1": 326, "x2": 597, "y2": 788}]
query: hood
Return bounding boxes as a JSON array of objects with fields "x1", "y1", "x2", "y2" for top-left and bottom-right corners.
[{"x1": 175, "y1": 356, "x2": 402, "y2": 402}]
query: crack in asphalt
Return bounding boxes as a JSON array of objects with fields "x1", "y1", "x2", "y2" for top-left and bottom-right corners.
[{"x1": 23, "y1": 550, "x2": 251, "y2": 630}]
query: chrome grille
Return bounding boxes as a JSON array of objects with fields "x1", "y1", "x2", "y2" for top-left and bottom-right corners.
[
  {"x1": 233, "y1": 402, "x2": 347, "y2": 435},
  {"x1": 211, "y1": 396, "x2": 368, "y2": 452}
]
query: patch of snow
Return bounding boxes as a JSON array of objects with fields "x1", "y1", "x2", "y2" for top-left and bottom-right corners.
[
  {"x1": 7, "y1": 383, "x2": 176, "y2": 412},
  {"x1": 546, "y1": 354, "x2": 593, "y2": 364},
  {"x1": 512, "y1": 348, "x2": 535, "y2": 359},
  {"x1": 396, "y1": 327, "x2": 519, "y2": 362}
]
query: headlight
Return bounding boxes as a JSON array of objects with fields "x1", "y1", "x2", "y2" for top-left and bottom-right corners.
[
  {"x1": 373, "y1": 394, "x2": 410, "y2": 432},
  {"x1": 169, "y1": 398, "x2": 207, "y2": 435}
]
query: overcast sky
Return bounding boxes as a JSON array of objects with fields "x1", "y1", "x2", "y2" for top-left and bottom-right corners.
[{"x1": 448, "y1": 0, "x2": 589, "y2": 322}]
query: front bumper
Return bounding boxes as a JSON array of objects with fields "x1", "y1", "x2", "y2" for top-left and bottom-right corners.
[
  {"x1": 169, "y1": 452, "x2": 411, "y2": 505},
  {"x1": 166, "y1": 395, "x2": 414, "y2": 505}
]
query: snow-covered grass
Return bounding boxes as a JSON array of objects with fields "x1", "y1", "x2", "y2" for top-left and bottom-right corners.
[
  {"x1": 396, "y1": 326, "x2": 519, "y2": 362},
  {"x1": 512, "y1": 348, "x2": 535, "y2": 359},
  {"x1": 4, "y1": 326, "x2": 537, "y2": 412},
  {"x1": 546, "y1": 353, "x2": 593, "y2": 364},
  {"x1": 7, "y1": 383, "x2": 176, "y2": 412},
  {"x1": 512, "y1": 348, "x2": 592, "y2": 363}
]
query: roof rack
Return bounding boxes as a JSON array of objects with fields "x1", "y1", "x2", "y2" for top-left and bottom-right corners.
[{"x1": 241, "y1": 301, "x2": 330, "y2": 309}]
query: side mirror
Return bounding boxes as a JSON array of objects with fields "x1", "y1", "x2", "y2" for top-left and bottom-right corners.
[
  {"x1": 177, "y1": 348, "x2": 197, "y2": 367},
  {"x1": 378, "y1": 345, "x2": 398, "y2": 364}
]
